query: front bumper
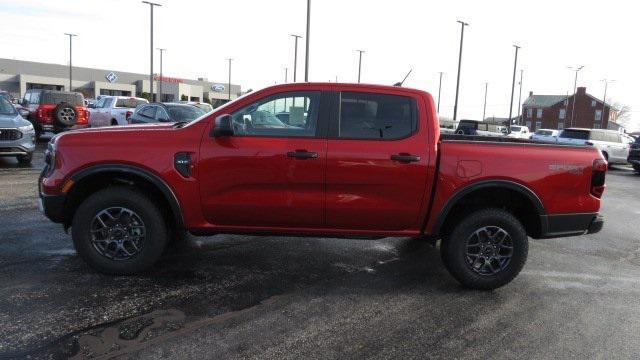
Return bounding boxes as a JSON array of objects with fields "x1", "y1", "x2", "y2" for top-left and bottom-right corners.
[
  {"x1": 0, "y1": 131, "x2": 36, "y2": 156},
  {"x1": 38, "y1": 192, "x2": 66, "y2": 223},
  {"x1": 38, "y1": 168, "x2": 67, "y2": 224},
  {"x1": 538, "y1": 213, "x2": 603, "y2": 239}
]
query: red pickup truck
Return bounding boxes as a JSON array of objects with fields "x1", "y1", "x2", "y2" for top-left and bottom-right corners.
[{"x1": 39, "y1": 83, "x2": 606, "y2": 290}]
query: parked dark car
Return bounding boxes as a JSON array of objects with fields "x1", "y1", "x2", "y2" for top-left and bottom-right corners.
[
  {"x1": 128, "y1": 103, "x2": 206, "y2": 124},
  {"x1": 20, "y1": 89, "x2": 89, "y2": 139},
  {"x1": 628, "y1": 136, "x2": 640, "y2": 173}
]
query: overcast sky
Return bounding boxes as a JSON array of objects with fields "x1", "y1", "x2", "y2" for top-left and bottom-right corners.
[{"x1": 0, "y1": 0, "x2": 638, "y2": 130}]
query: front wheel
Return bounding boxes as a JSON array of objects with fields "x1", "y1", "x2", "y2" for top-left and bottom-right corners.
[
  {"x1": 441, "y1": 208, "x2": 528, "y2": 290},
  {"x1": 17, "y1": 153, "x2": 32, "y2": 165},
  {"x1": 71, "y1": 187, "x2": 168, "y2": 275}
]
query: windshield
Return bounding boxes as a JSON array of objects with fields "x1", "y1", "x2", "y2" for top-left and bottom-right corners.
[
  {"x1": 0, "y1": 97, "x2": 18, "y2": 115},
  {"x1": 510, "y1": 126, "x2": 522, "y2": 132},
  {"x1": 166, "y1": 105, "x2": 206, "y2": 122}
]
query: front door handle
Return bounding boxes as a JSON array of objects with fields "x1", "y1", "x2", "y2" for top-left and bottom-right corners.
[
  {"x1": 287, "y1": 150, "x2": 318, "y2": 159},
  {"x1": 391, "y1": 153, "x2": 421, "y2": 163}
]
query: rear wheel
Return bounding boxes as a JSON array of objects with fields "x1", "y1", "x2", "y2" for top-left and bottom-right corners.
[
  {"x1": 111, "y1": 119, "x2": 118, "y2": 126},
  {"x1": 440, "y1": 208, "x2": 528, "y2": 290},
  {"x1": 71, "y1": 187, "x2": 167, "y2": 275}
]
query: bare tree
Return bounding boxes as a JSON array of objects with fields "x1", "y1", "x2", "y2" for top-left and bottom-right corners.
[{"x1": 611, "y1": 102, "x2": 632, "y2": 127}]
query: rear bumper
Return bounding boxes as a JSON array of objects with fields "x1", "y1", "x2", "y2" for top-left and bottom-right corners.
[{"x1": 538, "y1": 213, "x2": 603, "y2": 239}]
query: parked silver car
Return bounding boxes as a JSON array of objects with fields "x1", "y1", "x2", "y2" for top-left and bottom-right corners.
[{"x1": 0, "y1": 97, "x2": 36, "y2": 165}]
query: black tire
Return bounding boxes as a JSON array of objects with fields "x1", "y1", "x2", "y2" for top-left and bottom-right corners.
[
  {"x1": 71, "y1": 187, "x2": 167, "y2": 275},
  {"x1": 440, "y1": 208, "x2": 528, "y2": 290},
  {"x1": 633, "y1": 164, "x2": 640, "y2": 174},
  {"x1": 53, "y1": 102, "x2": 77, "y2": 127},
  {"x1": 111, "y1": 119, "x2": 118, "y2": 126},
  {"x1": 16, "y1": 153, "x2": 32, "y2": 165}
]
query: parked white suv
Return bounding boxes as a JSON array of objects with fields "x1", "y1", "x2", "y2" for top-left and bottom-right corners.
[
  {"x1": 531, "y1": 129, "x2": 559, "y2": 142},
  {"x1": 557, "y1": 128, "x2": 630, "y2": 165},
  {"x1": 88, "y1": 96, "x2": 148, "y2": 127},
  {"x1": 507, "y1": 125, "x2": 531, "y2": 139}
]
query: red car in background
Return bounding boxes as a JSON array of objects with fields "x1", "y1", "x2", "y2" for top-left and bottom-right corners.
[{"x1": 21, "y1": 89, "x2": 88, "y2": 139}]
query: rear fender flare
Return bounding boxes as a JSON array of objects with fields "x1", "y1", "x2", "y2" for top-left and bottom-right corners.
[{"x1": 430, "y1": 180, "x2": 545, "y2": 237}]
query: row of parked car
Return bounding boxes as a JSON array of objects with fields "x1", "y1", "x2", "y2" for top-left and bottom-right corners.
[
  {"x1": 0, "y1": 89, "x2": 214, "y2": 165},
  {"x1": 452, "y1": 119, "x2": 640, "y2": 172}
]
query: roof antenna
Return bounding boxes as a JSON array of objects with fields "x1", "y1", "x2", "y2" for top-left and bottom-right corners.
[{"x1": 394, "y1": 69, "x2": 413, "y2": 87}]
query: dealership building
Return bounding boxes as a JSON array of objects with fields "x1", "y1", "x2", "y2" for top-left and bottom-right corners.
[{"x1": 0, "y1": 58, "x2": 241, "y2": 103}]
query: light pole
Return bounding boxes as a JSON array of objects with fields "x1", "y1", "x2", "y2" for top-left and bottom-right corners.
[
  {"x1": 601, "y1": 79, "x2": 615, "y2": 125},
  {"x1": 64, "y1": 33, "x2": 77, "y2": 92},
  {"x1": 226, "y1": 58, "x2": 233, "y2": 100},
  {"x1": 156, "y1": 48, "x2": 165, "y2": 102},
  {"x1": 284, "y1": 67, "x2": 288, "y2": 83},
  {"x1": 142, "y1": 1, "x2": 161, "y2": 101},
  {"x1": 304, "y1": 0, "x2": 311, "y2": 82},
  {"x1": 453, "y1": 20, "x2": 469, "y2": 121},
  {"x1": 482, "y1": 82, "x2": 488, "y2": 120},
  {"x1": 290, "y1": 34, "x2": 302, "y2": 82},
  {"x1": 568, "y1": 65, "x2": 584, "y2": 127},
  {"x1": 517, "y1": 69, "x2": 524, "y2": 124},
  {"x1": 437, "y1": 72, "x2": 443, "y2": 114},
  {"x1": 356, "y1": 50, "x2": 365, "y2": 83},
  {"x1": 508, "y1": 45, "x2": 521, "y2": 127}
]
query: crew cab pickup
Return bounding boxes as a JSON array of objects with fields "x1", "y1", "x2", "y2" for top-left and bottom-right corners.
[
  {"x1": 88, "y1": 96, "x2": 149, "y2": 127},
  {"x1": 39, "y1": 83, "x2": 606, "y2": 290}
]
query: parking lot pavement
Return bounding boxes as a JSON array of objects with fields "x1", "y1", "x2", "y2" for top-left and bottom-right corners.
[{"x1": 1, "y1": 144, "x2": 640, "y2": 359}]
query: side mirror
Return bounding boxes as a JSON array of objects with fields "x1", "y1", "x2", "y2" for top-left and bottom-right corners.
[
  {"x1": 212, "y1": 114, "x2": 234, "y2": 137},
  {"x1": 18, "y1": 108, "x2": 30, "y2": 118}
]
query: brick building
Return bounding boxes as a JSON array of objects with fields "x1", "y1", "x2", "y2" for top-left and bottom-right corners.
[{"x1": 521, "y1": 87, "x2": 615, "y2": 131}]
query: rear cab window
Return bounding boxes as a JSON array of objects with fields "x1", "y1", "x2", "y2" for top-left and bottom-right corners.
[
  {"x1": 336, "y1": 92, "x2": 417, "y2": 140},
  {"x1": 116, "y1": 98, "x2": 148, "y2": 108},
  {"x1": 41, "y1": 92, "x2": 84, "y2": 106}
]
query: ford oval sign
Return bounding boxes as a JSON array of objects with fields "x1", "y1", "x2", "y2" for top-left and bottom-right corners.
[
  {"x1": 212, "y1": 84, "x2": 225, "y2": 92},
  {"x1": 105, "y1": 72, "x2": 118, "y2": 83}
]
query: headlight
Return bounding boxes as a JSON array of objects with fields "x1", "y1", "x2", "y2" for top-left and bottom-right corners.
[
  {"x1": 18, "y1": 124, "x2": 34, "y2": 133},
  {"x1": 44, "y1": 142, "x2": 57, "y2": 176}
]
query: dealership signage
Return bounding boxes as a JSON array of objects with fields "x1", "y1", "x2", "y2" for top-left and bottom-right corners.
[
  {"x1": 211, "y1": 84, "x2": 225, "y2": 92},
  {"x1": 105, "y1": 72, "x2": 118, "y2": 83},
  {"x1": 154, "y1": 75, "x2": 184, "y2": 84}
]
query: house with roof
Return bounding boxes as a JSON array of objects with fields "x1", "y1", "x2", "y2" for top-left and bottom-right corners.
[{"x1": 521, "y1": 87, "x2": 616, "y2": 132}]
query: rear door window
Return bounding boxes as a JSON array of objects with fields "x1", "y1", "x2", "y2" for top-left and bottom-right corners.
[
  {"x1": 589, "y1": 131, "x2": 606, "y2": 141},
  {"x1": 605, "y1": 132, "x2": 621, "y2": 143},
  {"x1": 139, "y1": 106, "x2": 157, "y2": 119},
  {"x1": 29, "y1": 91, "x2": 40, "y2": 105},
  {"x1": 560, "y1": 129, "x2": 589, "y2": 140},
  {"x1": 337, "y1": 92, "x2": 417, "y2": 140}
]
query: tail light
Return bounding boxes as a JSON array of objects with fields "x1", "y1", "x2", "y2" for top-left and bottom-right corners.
[
  {"x1": 590, "y1": 159, "x2": 607, "y2": 198},
  {"x1": 75, "y1": 107, "x2": 88, "y2": 125},
  {"x1": 125, "y1": 111, "x2": 133, "y2": 122},
  {"x1": 35, "y1": 104, "x2": 55, "y2": 124}
]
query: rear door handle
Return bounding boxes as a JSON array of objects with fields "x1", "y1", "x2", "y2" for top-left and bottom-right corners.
[
  {"x1": 391, "y1": 153, "x2": 421, "y2": 163},
  {"x1": 287, "y1": 150, "x2": 318, "y2": 159}
]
